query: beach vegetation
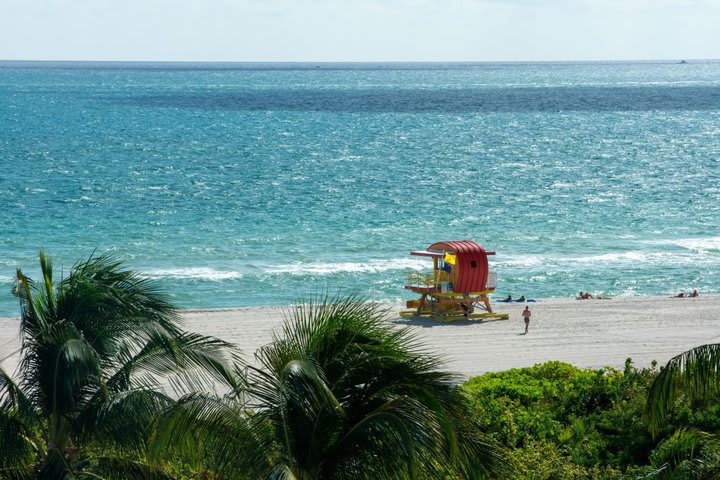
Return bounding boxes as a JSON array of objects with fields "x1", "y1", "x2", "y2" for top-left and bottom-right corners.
[
  {"x1": 150, "y1": 296, "x2": 507, "y2": 479},
  {"x1": 646, "y1": 344, "x2": 720, "y2": 437},
  {"x1": 630, "y1": 427, "x2": 720, "y2": 479},
  {"x1": 462, "y1": 359, "x2": 720, "y2": 479},
  {"x1": 0, "y1": 252, "x2": 240, "y2": 479},
  {"x1": 462, "y1": 360, "x2": 649, "y2": 477}
]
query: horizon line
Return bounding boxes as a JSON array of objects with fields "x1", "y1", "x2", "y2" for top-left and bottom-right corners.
[{"x1": 2, "y1": 58, "x2": 719, "y2": 65}]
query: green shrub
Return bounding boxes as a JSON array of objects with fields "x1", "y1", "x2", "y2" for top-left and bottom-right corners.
[{"x1": 461, "y1": 360, "x2": 670, "y2": 476}]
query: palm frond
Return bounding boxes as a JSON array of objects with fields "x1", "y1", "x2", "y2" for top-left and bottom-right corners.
[
  {"x1": 14, "y1": 268, "x2": 41, "y2": 338},
  {"x1": 0, "y1": 405, "x2": 39, "y2": 470},
  {"x1": 104, "y1": 330, "x2": 243, "y2": 396},
  {"x1": 148, "y1": 394, "x2": 273, "y2": 478},
  {"x1": 0, "y1": 367, "x2": 35, "y2": 420},
  {"x1": 0, "y1": 368, "x2": 42, "y2": 474},
  {"x1": 264, "y1": 464, "x2": 298, "y2": 480},
  {"x1": 246, "y1": 295, "x2": 507, "y2": 479},
  {"x1": 7, "y1": 251, "x2": 247, "y2": 478},
  {"x1": 75, "y1": 388, "x2": 175, "y2": 453},
  {"x1": 38, "y1": 250, "x2": 56, "y2": 319},
  {"x1": 646, "y1": 343, "x2": 720, "y2": 436},
  {"x1": 644, "y1": 428, "x2": 720, "y2": 479},
  {"x1": 56, "y1": 253, "x2": 182, "y2": 347},
  {"x1": 20, "y1": 322, "x2": 101, "y2": 418},
  {"x1": 331, "y1": 401, "x2": 418, "y2": 479},
  {"x1": 276, "y1": 358, "x2": 344, "y2": 473}
]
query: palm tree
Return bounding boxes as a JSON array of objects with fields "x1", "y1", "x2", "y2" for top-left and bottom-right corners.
[
  {"x1": 0, "y1": 252, "x2": 241, "y2": 479},
  {"x1": 646, "y1": 344, "x2": 720, "y2": 437},
  {"x1": 641, "y1": 428, "x2": 720, "y2": 479},
  {"x1": 153, "y1": 296, "x2": 505, "y2": 479}
]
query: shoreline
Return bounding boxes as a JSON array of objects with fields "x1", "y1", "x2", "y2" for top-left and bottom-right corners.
[
  {"x1": 168, "y1": 292, "x2": 720, "y2": 313},
  {"x1": 2, "y1": 295, "x2": 719, "y2": 380},
  {"x1": 0, "y1": 292, "x2": 713, "y2": 317}
]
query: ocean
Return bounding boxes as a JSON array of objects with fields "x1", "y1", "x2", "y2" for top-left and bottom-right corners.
[{"x1": 1, "y1": 61, "x2": 719, "y2": 316}]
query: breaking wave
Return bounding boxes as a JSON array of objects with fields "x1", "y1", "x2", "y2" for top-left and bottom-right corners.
[{"x1": 143, "y1": 268, "x2": 243, "y2": 281}]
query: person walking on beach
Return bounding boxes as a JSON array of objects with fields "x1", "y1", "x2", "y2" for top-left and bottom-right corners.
[{"x1": 522, "y1": 306, "x2": 531, "y2": 334}]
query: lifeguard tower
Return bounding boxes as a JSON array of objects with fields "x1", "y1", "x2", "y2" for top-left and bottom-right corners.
[{"x1": 401, "y1": 240, "x2": 509, "y2": 322}]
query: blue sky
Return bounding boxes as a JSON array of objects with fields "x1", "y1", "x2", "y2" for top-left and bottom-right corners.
[{"x1": 1, "y1": 0, "x2": 718, "y2": 61}]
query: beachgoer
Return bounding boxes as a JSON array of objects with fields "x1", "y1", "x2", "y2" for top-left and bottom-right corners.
[
  {"x1": 517, "y1": 295, "x2": 526, "y2": 302},
  {"x1": 691, "y1": 288, "x2": 699, "y2": 298},
  {"x1": 674, "y1": 292, "x2": 686, "y2": 298},
  {"x1": 522, "y1": 306, "x2": 531, "y2": 334},
  {"x1": 503, "y1": 295, "x2": 512, "y2": 302}
]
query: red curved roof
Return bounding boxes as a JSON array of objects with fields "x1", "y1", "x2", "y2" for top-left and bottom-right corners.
[
  {"x1": 428, "y1": 240, "x2": 485, "y2": 254},
  {"x1": 428, "y1": 240, "x2": 490, "y2": 293}
]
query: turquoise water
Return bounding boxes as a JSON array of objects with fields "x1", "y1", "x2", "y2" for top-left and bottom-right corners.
[{"x1": 1, "y1": 61, "x2": 719, "y2": 316}]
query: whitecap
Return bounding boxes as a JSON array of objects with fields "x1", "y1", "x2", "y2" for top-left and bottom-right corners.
[
  {"x1": 264, "y1": 258, "x2": 429, "y2": 275},
  {"x1": 499, "y1": 251, "x2": 677, "y2": 268},
  {"x1": 571, "y1": 251, "x2": 649, "y2": 263},
  {"x1": 449, "y1": 216, "x2": 480, "y2": 226},
  {"x1": 496, "y1": 255, "x2": 544, "y2": 267},
  {"x1": 143, "y1": 267, "x2": 242, "y2": 281},
  {"x1": 653, "y1": 237, "x2": 720, "y2": 253}
]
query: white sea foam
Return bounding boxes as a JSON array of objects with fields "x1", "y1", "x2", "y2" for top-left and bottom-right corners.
[
  {"x1": 449, "y1": 216, "x2": 480, "y2": 226},
  {"x1": 653, "y1": 237, "x2": 720, "y2": 253},
  {"x1": 144, "y1": 268, "x2": 243, "y2": 281},
  {"x1": 499, "y1": 251, "x2": 676, "y2": 269},
  {"x1": 570, "y1": 251, "x2": 650, "y2": 263},
  {"x1": 265, "y1": 258, "x2": 429, "y2": 275},
  {"x1": 498, "y1": 255, "x2": 544, "y2": 267}
]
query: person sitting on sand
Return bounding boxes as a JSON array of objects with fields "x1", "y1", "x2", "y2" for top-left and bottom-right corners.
[
  {"x1": 516, "y1": 295, "x2": 526, "y2": 302},
  {"x1": 690, "y1": 288, "x2": 699, "y2": 298},
  {"x1": 502, "y1": 295, "x2": 512, "y2": 302},
  {"x1": 577, "y1": 291, "x2": 594, "y2": 300}
]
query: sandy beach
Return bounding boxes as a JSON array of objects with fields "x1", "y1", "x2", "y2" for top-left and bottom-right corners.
[{"x1": 2, "y1": 295, "x2": 719, "y2": 380}]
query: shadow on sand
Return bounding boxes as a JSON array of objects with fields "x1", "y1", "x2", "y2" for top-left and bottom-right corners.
[{"x1": 391, "y1": 316, "x2": 510, "y2": 328}]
